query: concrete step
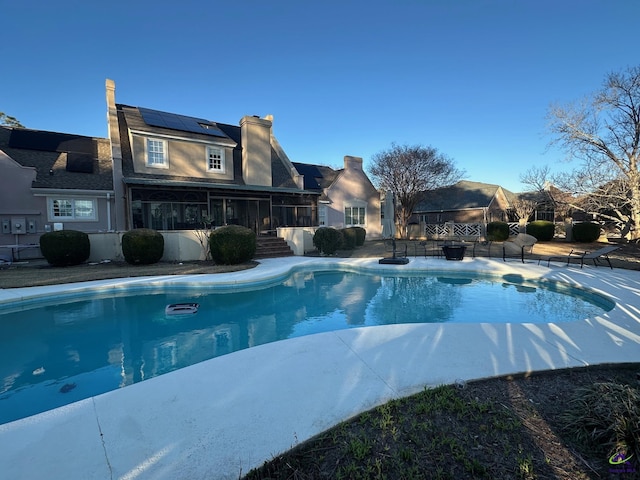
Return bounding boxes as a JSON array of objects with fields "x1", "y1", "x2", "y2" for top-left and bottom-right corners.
[{"x1": 255, "y1": 237, "x2": 294, "y2": 258}]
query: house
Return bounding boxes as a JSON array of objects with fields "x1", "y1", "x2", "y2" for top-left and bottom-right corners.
[
  {"x1": 0, "y1": 125, "x2": 114, "y2": 260},
  {"x1": 415, "y1": 180, "x2": 514, "y2": 225},
  {"x1": 292, "y1": 158, "x2": 381, "y2": 235},
  {"x1": 106, "y1": 80, "x2": 318, "y2": 234},
  {"x1": 106, "y1": 79, "x2": 381, "y2": 240}
]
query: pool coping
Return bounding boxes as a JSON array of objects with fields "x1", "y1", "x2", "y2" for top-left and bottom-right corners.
[{"x1": 1, "y1": 256, "x2": 639, "y2": 480}]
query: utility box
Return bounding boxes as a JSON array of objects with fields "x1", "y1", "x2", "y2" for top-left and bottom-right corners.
[
  {"x1": 11, "y1": 217, "x2": 26, "y2": 235},
  {"x1": 1, "y1": 220, "x2": 9, "y2": 234},
  {"x1": 27, "y1": 220, "x2": 36, "y2": 234}
]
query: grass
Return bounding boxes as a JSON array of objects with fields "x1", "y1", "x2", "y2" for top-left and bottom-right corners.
[{"x1": 242, "y1": 365, "x2": 640, "y2": 480}]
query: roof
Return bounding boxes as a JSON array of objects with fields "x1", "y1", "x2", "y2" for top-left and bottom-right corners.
[
  {"x1": 416, "y1": 180, "x2": 512, "y2": 212},
  {"x1": 0, "y1": 126, "x2": 113, "y2": 191},
  {"x1": 292, "y1": 162, "x2": 340, "y2": 190},
  {"x1": 117, "y1": 104, "x2": 301, "y2": 191}
]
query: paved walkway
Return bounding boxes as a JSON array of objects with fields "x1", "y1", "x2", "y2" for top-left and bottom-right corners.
[{"x1": 1, "y1": 257, "x2": 639, "y2": 479}]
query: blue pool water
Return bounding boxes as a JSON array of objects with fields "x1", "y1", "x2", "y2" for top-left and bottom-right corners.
[{"x1": 0, "y1": 269, "x2": 613, "y2": 425}]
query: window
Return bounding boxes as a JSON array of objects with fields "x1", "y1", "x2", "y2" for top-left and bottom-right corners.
[
  {"x1": 49, "y1": 198, "x2": 97, "y2": 221},
  {"x1": 345, "y1": 205, "x2": 366, "y2": 226},
  {"x1": 207, "y1": 146, "x2": 225, "y2": 173},
  {"x1": 318, "y1": 205, "x2": 327, "y2": 226},
  {"x1": 147, "y1": 138, "x2": 167, "y2": 167}
]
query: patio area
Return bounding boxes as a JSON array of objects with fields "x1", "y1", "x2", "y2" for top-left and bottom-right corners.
[{"x1": 1, "y1": 255, "x2": 639, "y2": 479}]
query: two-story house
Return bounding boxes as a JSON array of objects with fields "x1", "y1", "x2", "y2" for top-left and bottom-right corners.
[{"x1": 106, "y1": 79, "x2": 321, "y2": 235}]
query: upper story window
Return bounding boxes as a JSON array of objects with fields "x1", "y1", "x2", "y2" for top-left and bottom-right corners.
[
  {"x1": 147, "y1": 138, "x2": 168, "y2": 167},
  {"x1": 345, "y1": 205, "x2": 366, "y2": 226},
  {"x1": 207, "y1": 146, "x2": 225, "y2": 173},
  {"x1": 49, "y1": 198, "x2": 97, "y2": 221}
]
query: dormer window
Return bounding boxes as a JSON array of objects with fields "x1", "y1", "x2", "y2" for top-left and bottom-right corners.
[
  {"x1": 207, "y1": 146, "x2": 225, "y2": 173},
  {"x1": 147, "y1": 138, "x2": 168, "y2": 168}
]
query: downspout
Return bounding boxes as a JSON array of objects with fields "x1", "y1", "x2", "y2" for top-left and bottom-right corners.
[{"x1": 106, "y1": 192, "x2": 112, "y2": 231}]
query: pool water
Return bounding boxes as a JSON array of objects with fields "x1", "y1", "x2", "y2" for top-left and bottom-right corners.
[{"x1": 0, "y1": 269, "x2": 613, "y2": 425}]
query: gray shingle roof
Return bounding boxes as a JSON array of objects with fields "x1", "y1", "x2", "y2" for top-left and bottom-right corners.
[
  {"x1": 0, "y1": 126, "x2": 113, "y2": 191},
  {"x1": 416, "y1": 180, "x2": 508, "y2": 212}
]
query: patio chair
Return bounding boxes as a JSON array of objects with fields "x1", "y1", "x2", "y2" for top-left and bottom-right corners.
[
  {"x1": 542, "y1": 245, "x2": 620, "y2": 269},
  {"x1": 502, "y1": 233, "x2": 537, "y2": 263},
  {"x1": 0, "y1": 254, "x2": 11, "y2": 270}
]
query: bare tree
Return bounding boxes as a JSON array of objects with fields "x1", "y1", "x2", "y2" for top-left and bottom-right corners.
[
  {"x1": 0, "y1": 112, "x2": 23, "y2": 127},
  {"x1": 508, "y1": 197, "x2": 538, "y2": 224},
  {"x1": 547, "y1": 65, "x2": 640, "y2": 240},
  {"x1": 369, "y1": 143, "x2": 464, "y2": 238}
]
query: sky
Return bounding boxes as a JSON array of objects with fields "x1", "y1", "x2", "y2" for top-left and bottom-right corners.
[{"x1": 2, "y1": 0, "x2": 638, "y2": 192}]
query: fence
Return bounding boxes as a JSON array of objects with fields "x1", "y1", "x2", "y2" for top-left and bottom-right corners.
[{"x1": 423, "y1": 222, "x2": 521, "y2": 240}]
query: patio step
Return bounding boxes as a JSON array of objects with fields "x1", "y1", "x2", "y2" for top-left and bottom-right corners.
[{"x1": 254, "y1": 236, "x2": 294, "y2": 258}]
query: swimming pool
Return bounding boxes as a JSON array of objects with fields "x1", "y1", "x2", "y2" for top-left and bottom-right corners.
[{"x1": 0, "y1": 268, "x2": 613, "y2": 425}]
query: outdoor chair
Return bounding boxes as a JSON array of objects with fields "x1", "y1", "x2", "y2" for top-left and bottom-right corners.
[
  {"x1": 0, "y1": 255, "x2": 11, "y2": 270},
  {"x1": 502, "y1": 233, "x2": 537, "y2": 263},
  {"x1": 542, "y1": 245, "x2": 620, "y2": 269}
]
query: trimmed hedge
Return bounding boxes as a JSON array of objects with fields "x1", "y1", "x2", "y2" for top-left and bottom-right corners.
[
  {"x1": 525, "y1": 220, "x2": 555, "y2": 241},
  {"x1": 209, "y1": 225, "x2": 256, "y2": 265},
  {"x1": 486, "y1": 221, "x2": 509, "y2": 241},
  {"x1": 313, "y1": 227, "x2": 343, "y2": 255},
  {"x1": 352, "y1": 227, "x2": 366, "y2": 246},
  {"x1": 340, "y1": 228, "x2": 357, "y2": 250},
  {"x1": 572, "y1": 222, "x2": 602, "y2": 243},
  {"x1": 39, "y1": 229, "x2": 90, "y2": 267},
  {"x1": 122, "y1": 228, "x2": 164, "y2": 265}
]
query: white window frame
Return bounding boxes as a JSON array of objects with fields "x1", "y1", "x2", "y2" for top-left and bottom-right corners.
[
  {"x1": 206, "y1": 146, "x2": 226, "y2": 173},
  {"x1": 48, "y1": 198, "x2": 97, "y2": 221},
  {"x1": 318, "y1": 205, "x2": 327, "y2": 226},
  {"x1": 344, "y1": 204, "x2": 366, "y2": 226},
  {"x1": 146, "y1": 138, "x2": 168, "y2": 168}
]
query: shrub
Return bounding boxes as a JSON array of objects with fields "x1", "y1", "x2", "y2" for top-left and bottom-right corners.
[
  {"x1": 352, "y1": 227, "x2": 366, "y2": 246},
  {"x1": 313, "y1": 227, "x2": 343, "y2": 255},
  {"x1": 561, "y1": 382, "x2": 640, "y2": 460},
  {"x1": 341, "y1": 228, "x2": 357, "y2": 250},
  {"x1": 572, "y1": 222, "x2": 602, "y2": 243},
  {"x1": 39, "y1": 230, "x2": 90, "y2": 267},
  {"x1": 525, "y1": 220, "x2": 555, "y2": 241},
  {"x1": 122, "y1": 228, "x2": 164, "y2": 265},
  {"x1": 486, "y1": 221, "x2": 509, "y2": 241},
  {"x1": 209, "y1": 225, "x2": 256, "y2": 265}
]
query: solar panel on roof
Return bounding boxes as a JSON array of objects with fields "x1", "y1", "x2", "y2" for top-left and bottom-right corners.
[{"x1": 138, "y1": 107, "x2": 229, "y2": 139}]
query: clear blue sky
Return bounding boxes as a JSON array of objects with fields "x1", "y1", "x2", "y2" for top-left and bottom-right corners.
[{"x1": 2, "y1": 0, "x2": 637, "y2": 192}]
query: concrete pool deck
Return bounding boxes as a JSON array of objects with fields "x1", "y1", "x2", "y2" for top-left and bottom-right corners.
[{"x1": 1, "y1": 256, "x2": 639, "y2": 480}]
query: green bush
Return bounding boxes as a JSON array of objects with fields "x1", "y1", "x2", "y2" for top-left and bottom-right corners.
[
  {"x1": 572, "y1": 222, "x2": 602, "y2": 243},
  {"x1": 313, "y1": 227, "x2": 343, "y2": 255},
  {"x1": 525, "y1": 220, "x2": 555, "y2": 241},
  {"x1": 122, "y1": 228, "x2": 164, "y2": 265},
  {"x1": 486, "y1": 221, "x2": 509, "y2": 241},
  {"x1": 340, "y1": 228, "x2": 357, "y2": 250},
  {"x1": 39, "y1": 230, "x2": 90, "y2": 267},
  {"x1": 209, "y1": 225, "x2": 256, "y2": 265},
  {"x1": 352, "y1": 227, "x2": 366, "y2": 246},
  {"x1": 561, "y1": 382, "x2": 640, "y2": 461}
]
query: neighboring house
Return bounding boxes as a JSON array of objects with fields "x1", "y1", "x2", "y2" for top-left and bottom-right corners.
[
  {"x1": 0, "y1": 125, "x2": 114, "y2": 259},
  {"x1": 293, "y1": 157, "x2": 381, "y2": 236},
  {"x1": 415, "y1": 180, "x2": 514, "y2": 225}
]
